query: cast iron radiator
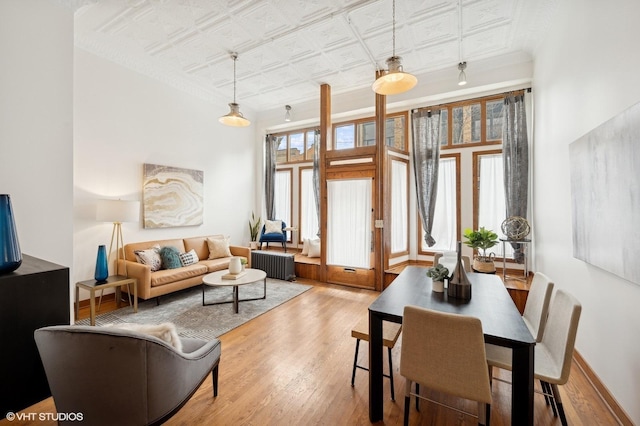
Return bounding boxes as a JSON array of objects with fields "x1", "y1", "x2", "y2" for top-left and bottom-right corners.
[{"x1": 251, "y1": 250, "x2": 296, "y2": 281}]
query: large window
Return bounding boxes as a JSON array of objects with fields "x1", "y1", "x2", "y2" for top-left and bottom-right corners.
[
  {"x1": 274, "y1": 169, "x2": 292, "y2": 239},
  {"x1": 275, "y1": 128, "x2": 318, "y2": 164},
  {"x1": 418, "y1": 93, "x2": 508, "y2": 256},
  {"x1": 299, "y1": 168, "x2": 318, "y2": 241},
  {"x1": 390, "y1": 158, "x2": 409, "y2": 255}
]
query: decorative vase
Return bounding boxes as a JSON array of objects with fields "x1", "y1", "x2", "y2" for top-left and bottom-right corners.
[
  {"x1": 0, "y1": 194, "x2": 22, "y2": 274},
  {"x1": 229, "y1": 257, "x2": 242, "y2": 274},
  {"x1": 94, "y1": 245, "x2": 109, "y2": 283},
  {"x1": 432, "y1": 280, "x2": 445, "y2": 293},
  {"x1": 448, "y1": 241, "x2": 471, "y2": 300}
]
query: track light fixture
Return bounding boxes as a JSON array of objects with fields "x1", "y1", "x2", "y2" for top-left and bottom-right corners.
[
  {"x1": 372, "y1": 0, "x2": 417, "y2": 95},
  {"x1": 219, "y1": 52, "x2": 250, "y2": 127}
]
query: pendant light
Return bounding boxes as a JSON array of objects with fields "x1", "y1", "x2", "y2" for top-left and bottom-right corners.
[
  {"x1": 219, "y1": 52, "x2": 250, "y2": 127},
  {"x1": 284, "y1": 105, "x2": 292, "y2": 122},
  {"x1": 458, "y1": 62, "x2": 467, "y2": 86},
  {"x1": 372, "y1": 0, "x2": 417, "y2": 95}
]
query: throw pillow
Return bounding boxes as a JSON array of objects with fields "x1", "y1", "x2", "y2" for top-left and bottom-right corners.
[
  {"x1": 105, "y1": 322, "x2": 183, "y2": 352},
  {"x1": 207, "y1": 237, "x2": 232, "y2": 259},
  {"x1": 264, "y1": 220, "x2": 283, "y2": 234},
  {"x1": 301, "y1": 238, "x2": 310, "y2": 255},
  {"x1": 134, "y1": 245, "x2": 162, "y2": 272},
  {"x1": 159, "y1": 246, "x2": 182, "y2": 269},
  {"x1": 308, "y1": 239, "x2": 321, "y2": 258},
  {"x1": 179, "y1": 249, "x2": 199, "y2": 267}
]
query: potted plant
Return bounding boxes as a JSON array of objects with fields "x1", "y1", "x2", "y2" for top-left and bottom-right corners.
[
  {"x1": 426, "y1": 264, "x2": 449, "y2": 292},
  {"x1": 463, "y1": 226, "x2": 499, "y2": 273},
  {"x1": 248, "y1": 212, "x2": 261, "y2": 250},
  {"x1": 240, "y1": 257, "x2": 248, "y2": 270}
]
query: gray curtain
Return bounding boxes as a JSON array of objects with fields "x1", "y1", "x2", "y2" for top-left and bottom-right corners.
[
  {"x1": 312, "y1": 129, "x2": 321, "y2": 237},
  {"x1": 503, "y1": 93, "x2": 529, "y2": 261},
  {"x1": 264, "y1": 134, "x2": 278, "y2": 221},
  {"x1": 411, "y1": 109, "x2": 441, "y2": 247}
]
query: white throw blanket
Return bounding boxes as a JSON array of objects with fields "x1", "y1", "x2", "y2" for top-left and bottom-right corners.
[{"x1": 105, "y1": 322, "x2": 183, "y2": 352}]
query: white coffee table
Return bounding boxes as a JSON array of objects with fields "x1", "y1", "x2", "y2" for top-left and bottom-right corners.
[{"x1": 202, "y1": 268, "x2": 267, "y2": 313}]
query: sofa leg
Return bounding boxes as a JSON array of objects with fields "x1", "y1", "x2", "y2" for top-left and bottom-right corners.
[{"x1": 156, "y1": 297, "x2": 160, "y2": 306}]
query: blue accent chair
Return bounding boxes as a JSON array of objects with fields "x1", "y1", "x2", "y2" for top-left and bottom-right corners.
[{"x1": 259, "y1": 221, "x2": 287, "y2": 252}]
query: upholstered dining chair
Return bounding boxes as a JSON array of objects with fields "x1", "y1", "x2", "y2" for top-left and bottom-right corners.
[
  {"x1": 34, "y1": 325, "x2": 221, "y2": 426},
  {"x1": 259, "y1": 220, "x2": 287, "y2": 252},
  {"x1": 400, "y1": 305, "x2": 492, "y2": 426},
  {"x1": 350, "y1": 315, "x2": 402, "y2": 401},
  {"x1": 433, "y1": 252, "x2": 471, "y2": 273},
  {"x1": 486, "y1": 289, "x2": 582, "y2": 426}
]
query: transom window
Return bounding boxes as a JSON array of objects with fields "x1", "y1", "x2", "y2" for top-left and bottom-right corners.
[
  {"x1": 333, "y1": 113, "x2": 407, "y2": 151},
  {"x1": 275, "y1": 128, "x2": 317, "y2": 164}
]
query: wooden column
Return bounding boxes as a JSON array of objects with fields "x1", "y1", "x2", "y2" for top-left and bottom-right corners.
[
  {"x1": 374, "y1": 71, "x2": 386, "y2": 292},
  {"x1": 318, "y1": 83, "x2": 331, "y2": 283}
]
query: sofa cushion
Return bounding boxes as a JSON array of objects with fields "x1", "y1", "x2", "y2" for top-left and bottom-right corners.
[
  {"x1": 179, "y1": 249, "x2": 199, "y2": 267},
  {"x1": 184, "y1": 235, "x2": 225, "y2": 261},
  {"x1": 159, "y1": 246, "x2": 182, "y2": 269},
  {"x1": 207, "y1": 237, "x2": 232, "y2": 259},
  {"x1": 134, "y1": 245, "x2": 162, "y2": 272},
  {"x1": 199, "y1": 257, "x2": 233, "y2": 273},
  {"x1": 150, "y1": 264, "x2": 208, "y2": 287}
]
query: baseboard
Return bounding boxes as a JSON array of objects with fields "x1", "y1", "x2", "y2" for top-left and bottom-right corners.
[{"x1": 573, "y1": 350, "x2": 634, "y2": 426}]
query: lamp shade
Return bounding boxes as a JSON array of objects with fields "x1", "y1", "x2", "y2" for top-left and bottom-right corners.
[
  {"x1": 96, "y1": 200, "x2": 140, "y2": 223},
  {"x1": 219, "y1": 103, "x2": 250, "y2": 127},
  {"x1": 372, "y1": 56, "x2": 417, "y2": 95}
]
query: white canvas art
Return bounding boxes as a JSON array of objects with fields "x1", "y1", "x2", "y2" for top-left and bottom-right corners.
[
  {"x1": 569, "y1": 101, "x2": 640, "y2": 284},
  {"x1": 143, "y1": 163, "x2": 204, "y2": 228}
]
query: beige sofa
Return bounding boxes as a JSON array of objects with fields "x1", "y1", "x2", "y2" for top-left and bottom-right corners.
[{"x1": 118, "y1": 235, "x2": 250, "y2": 300}]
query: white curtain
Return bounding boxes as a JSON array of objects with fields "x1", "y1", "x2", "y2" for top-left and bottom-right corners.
[
  {"x1": 274, "y1": 170, "x2": 291, "y2": 227},
  {"x1": 391, "y1": 160, "x2": 408, "y2": 253},
  {"x1": 478, "y1": 154, "x2": 512, "y2": 258},
  {"x1": 327, "y1": 179, "x2": 372, "y2": 268},
  {"x1": 425, "y1": 157, "x2": 457, "y2": 252},
  {"x1": 300, "y1": 169, "x2": 318, "y2": 241}
]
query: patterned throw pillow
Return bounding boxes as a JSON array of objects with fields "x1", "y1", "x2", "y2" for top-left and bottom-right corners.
[
  {"x1": 207, "y1": 237, "x2": 232, "y2": 259},
  {"x1": 134, "y1": 245, "x2": 162, "y2": 272},
  {"x1": 264, "y1": 220, "x2": 283, "y2": 234},
  {"x1": 159, "y1": 246, "x2": 182, "y2": 269},
  {"x1": 179, "y1": 249, "x2": 199, "y2": 267}
]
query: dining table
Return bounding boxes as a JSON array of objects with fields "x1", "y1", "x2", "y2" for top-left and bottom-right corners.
[{"x1": 368, "y1": 265, "x2": 535, "y2": 425}]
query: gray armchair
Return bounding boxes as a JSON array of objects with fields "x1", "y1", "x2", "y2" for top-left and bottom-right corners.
[{"x1": 34, "y1": 325, "x2": 221, "y2": 426}]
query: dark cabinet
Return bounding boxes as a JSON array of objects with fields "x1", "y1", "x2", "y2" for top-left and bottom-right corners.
[{"x1": 0, "y1": 254, "x2": 69, "y2": 414}]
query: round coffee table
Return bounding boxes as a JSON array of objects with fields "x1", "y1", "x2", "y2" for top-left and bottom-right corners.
[{"x1": 202, "y1": 268, "x2": 267, "y2": 313}]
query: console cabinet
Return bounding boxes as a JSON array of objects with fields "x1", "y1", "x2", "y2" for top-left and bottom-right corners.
[{"x1": 0, "y1": 254, "x2": 69, "y2": 414}]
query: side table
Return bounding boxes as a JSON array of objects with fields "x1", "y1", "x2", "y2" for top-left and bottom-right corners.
[{"x1": 75, "y1": 275, "x2": 137, "y2": 325}]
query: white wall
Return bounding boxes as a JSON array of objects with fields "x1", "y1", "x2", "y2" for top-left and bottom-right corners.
[
  {"x1": 74, "y1": 50, "x2": 257, "y2": 291},
  {"x1": 0, "y1": 1, "x2": 74, "y2": 269},
  {"x1": 533, "y1": 0, "x2": 640, "y2": 423}
]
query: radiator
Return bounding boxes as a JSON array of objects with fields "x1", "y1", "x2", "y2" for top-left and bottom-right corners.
[{"x1": 251, "y1": 251, "x2": 296, "y2": 281}]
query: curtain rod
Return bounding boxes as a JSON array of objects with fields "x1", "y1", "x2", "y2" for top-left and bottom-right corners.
[{"x1": 411, "y1": 87, "x2": 532, "y2": 113}]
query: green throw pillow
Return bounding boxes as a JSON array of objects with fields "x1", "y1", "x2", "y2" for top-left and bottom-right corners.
[{"x1": 159, "y1": 246, "x2": 182, "y2": 269}]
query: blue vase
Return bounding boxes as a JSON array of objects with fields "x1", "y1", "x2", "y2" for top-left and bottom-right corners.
[
  {"x1": 0, "y1": 194, "x2": 22, "y2": 274},
  {"x1": 94, "y1": 245, "x2": 109, "y2": 283}
]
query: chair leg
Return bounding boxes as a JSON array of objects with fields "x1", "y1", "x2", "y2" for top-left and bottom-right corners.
[
  {"x1": 415, "y1": 383, "x2": 420, "y2": 412},
  {"x1": 351, "y1": 339, "x2": 360, "y2": 387},
  {"x1": 543, "y1": 381, "x2": 559, "y2": 417},
  {"x1": 551, "y1": 383, "x2": 568, "y2": 426},
  {"x1": 387, "y1": 346, "x2": 395, "y2": 401},
  {"x1": 282, "y1": 241, "x2": 286, "y2": 252},
  {"x1": 404, "y1": 394, "x2": 410, "y2": 426},
  {"x1": 212, "y1": 364, "x2": 219, "y2": 397}
]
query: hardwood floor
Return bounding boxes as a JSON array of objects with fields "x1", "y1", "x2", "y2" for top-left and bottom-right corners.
[{"x1": 7, "y1": 279, "x2": 620, "y2": 425}]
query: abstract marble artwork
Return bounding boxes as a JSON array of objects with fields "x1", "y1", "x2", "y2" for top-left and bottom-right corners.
[
  {"x1": 143, "y1": 163, "x2": 203, "y2": 228},
  {"x1": 569, "y1": 101, "x2": 640, "y2": 285}
]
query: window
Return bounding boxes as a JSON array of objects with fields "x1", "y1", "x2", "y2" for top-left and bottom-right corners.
[
  {"x1": 274, "y1": 128, "x2": 318, "y2": 164},
  {"x1": 390, "y1": 159, "x2": 408, "y2": 254},
  {"x1": 299, "y1": 168, "x2": 319, "y2": 241},
  {"x1": 333, "y1": 113, "x2": 408, "y2": 151},
  {"x1": 274, "y1": 169, "x2": 292, "y2": 239}
]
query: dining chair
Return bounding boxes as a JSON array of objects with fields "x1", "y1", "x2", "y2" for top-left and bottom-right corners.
[
  {"x1": 522, "y1": 272, "x2": 555, "y2": 341},
  {"x1": 433, "y1": 252, "x2": 471, "y2": 272},
  {"x1": 400, "y1": 305, "x2": 492, "y2": 426},
  {"x1": 486, "y1": 289, "x2": 582, "y2": 426},
  {"x1": 350, "y1": 316, "x2": 402, "y2": 401}
]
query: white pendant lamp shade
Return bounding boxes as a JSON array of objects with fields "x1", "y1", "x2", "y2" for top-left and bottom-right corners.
[
  {"x1": 372, "y1": 0, "x2": 417, "y2": 96},
  {"x1": 372, "y1": 56, "x2": 418, "y2": 95},
  {"x1": 219, "y1": 53, "x2": 250, "y2": 127},
  {"x1": 219, "y1": 102, "x2": 250, "y2": 127},
  {"x1": 458, "y1": 62, "x2": 467, "y2": 86}
]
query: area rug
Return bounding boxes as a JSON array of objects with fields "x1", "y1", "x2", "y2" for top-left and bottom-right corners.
[{"x1": 75, "y1": 279, "x2": 311, "y2": 340}]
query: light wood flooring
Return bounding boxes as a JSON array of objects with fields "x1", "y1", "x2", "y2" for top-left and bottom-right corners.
[{"x1": 7, "y1": 279, "x2": 620, "y2": 425}]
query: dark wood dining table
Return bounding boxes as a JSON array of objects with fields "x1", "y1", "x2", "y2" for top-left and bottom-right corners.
[{"x1": 368, "y1": 265, "x2": 535, "y2": 425}]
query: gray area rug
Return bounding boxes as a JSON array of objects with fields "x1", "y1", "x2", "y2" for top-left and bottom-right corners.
[{"x1": 75, "y1": 279, "x2": 311, "y2": 340}]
